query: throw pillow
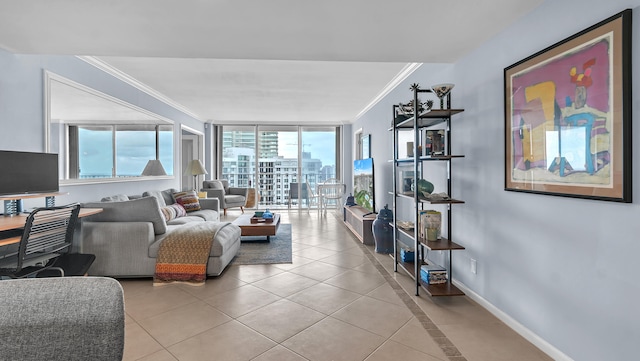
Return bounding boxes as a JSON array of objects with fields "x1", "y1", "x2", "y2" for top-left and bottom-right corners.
[
  {"x1": 169, "y1": 203, "x2": 187, "y2": 217},
  {"x1": 160, "y1": 206, "x2": 178, "y2": 221},
  {"x1": 173, "y1": 191, "x2": 201, "y2": 212}
]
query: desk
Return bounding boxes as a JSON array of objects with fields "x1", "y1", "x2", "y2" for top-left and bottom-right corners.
[
  {"x1": 0, "y1": 208, "x2": 103, "y2": 246},
  {"x1": 1, "y1": 192, "x2": 69, "y2": 216}
]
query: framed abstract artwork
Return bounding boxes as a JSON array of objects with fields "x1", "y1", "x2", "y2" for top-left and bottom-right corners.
[{"x1": 504, "y1": 9, "x2": 632, "y2": 202}]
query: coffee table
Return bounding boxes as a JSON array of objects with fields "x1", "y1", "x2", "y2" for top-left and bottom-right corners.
[{"x1": 232, "y1": 213, "x2": 281, "y2": 241}]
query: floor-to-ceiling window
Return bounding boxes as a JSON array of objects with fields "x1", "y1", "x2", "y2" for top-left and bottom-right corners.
[{"x1": 218, "y1": 125, "x2": 341, "y2": 209}]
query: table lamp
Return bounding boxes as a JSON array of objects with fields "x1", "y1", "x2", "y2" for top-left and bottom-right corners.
[{"x1": 141, "y1": 159, "x2": 167, "y2": 176}]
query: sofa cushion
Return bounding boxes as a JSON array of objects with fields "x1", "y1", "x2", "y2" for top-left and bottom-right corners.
[
  {"x1": 101, "y1": 194, "x2": 130, "y2": 202},
  {"x1": 204, "y1": 180, "x2": 226, "y2": 194},
  {"x1": 82, "y1": 196, "x2": 168, "y2": 235},
  {"x1": 160, "y1": 206, "x2": 177, "y2": 221},
  {"x1": 188, "y1": 209, "x2": 219, "y2": 222},
  {"x1": 167, "y1": 216, "x2": 205, "y2": 225},
  {"x1": 161, "y1": 188, "x2": 178, "y2": 205},
  {"x1": 143, "y1": 190, "x2": 167, "y2": 207},
  {"x1": 173, "y1": 191, "x2": 201, "y2": 212}
]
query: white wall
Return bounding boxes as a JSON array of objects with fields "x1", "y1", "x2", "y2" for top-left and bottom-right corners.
[
  {"x1": 0, "y1": 49, "x2": 205, "y2": 206},
  {"x1": 354, "y1": 1, "x2": 640, "y2": 360}
]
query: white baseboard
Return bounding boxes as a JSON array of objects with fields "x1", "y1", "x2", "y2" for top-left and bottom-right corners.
[{"x1": 452, "y1": 280, "x2": 574, "y2": 361}]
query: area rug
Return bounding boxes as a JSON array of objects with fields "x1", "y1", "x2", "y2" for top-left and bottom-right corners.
[{"x1": 230, "y1": 224, "x2": 292, "y2": 265}]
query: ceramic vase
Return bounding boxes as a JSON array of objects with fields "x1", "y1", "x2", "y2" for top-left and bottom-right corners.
[{"x1": 373, "y1": 205, "x2": 394, "y2": 254}]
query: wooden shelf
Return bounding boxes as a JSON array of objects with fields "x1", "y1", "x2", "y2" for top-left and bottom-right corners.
[
  {"x1": 391, "y1": 109, "x2": 464, "y2": 129},
  {"x1": 393, "y1": 254, "x2": 464, "y2": 297},
  {"x1": 394, "y1": 226, "x2": 465, "y2": 251},
  {"x1": 0, "y1": 192, "x2": 68, "y2": 201},
  {"x1": 421, "y1": 238, "x2": 465, "y2": 251},
  {"x1": 394, "y1": 155, "x2": 465, "y2": 163},
  {"x1": 395, "y1": 192, "x2": 465, "y2": 204}
]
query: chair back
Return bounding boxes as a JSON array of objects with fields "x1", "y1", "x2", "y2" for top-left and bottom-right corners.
[
  {"x1": 0, "y1": 204, "x2": 80, "y2": 276},
  {"x1": 290, "y1": 183, "x2": 308, "y2": 198},
  {"x1": 305, "y1": 181, "x2": 317, "y2": 197},
  {"x1": 321, "y1": 179, "x2": 346, "y2": 200}
]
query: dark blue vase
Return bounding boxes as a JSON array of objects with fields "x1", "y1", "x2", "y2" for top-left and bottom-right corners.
[
  {"x1": 343, "y1": 193, "x2": 356, "y2": 221},
  {"x1": 372, "y1": 204, "x2": 394, "y2": 254}
]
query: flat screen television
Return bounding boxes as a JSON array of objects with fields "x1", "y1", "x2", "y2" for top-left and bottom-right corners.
[
  {"x1": 353, "y1": 158, "x2": 375, "y2": 212},
  {"x1": 0, "y1": 150, "x2": 59, "y2": 196}
]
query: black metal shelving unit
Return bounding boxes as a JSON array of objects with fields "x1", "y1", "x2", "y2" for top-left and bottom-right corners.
[{"x1": 390, "y1": 86, "x2": 466, "y2": 297}]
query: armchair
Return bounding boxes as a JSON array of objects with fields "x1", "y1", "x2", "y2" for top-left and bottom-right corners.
[{"x1": 201, "y1": 179, "x2": 248, "y2": 216}]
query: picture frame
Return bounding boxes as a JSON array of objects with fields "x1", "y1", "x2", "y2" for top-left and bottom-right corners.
[
  {"x1": 360, "y1": 133, "x2": 371, "y2": 159},
  {"x1": 504, "y1": 9, "x2": 632, "y2": 202}
]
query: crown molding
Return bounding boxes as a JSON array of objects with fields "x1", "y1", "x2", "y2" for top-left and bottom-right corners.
[
  {"x1": 77, "y1": 56, "x2": 205, "y2": 122},
  {"x1": 354, "y1": 62, "x2": 422, "y2": 121}
]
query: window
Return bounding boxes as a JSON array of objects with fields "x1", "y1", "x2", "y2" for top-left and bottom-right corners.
[
  {"x1": 218, "y1": 125, "x2": 341, "y2": 209},
  {"x1": 68, "y1": 124, "x2": 173, "y2": 179}
]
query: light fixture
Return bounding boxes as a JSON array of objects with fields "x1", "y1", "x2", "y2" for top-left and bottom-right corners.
[
  {"x1": 141, "y1": 160, "x2": 167, "y2": 176},
  {"x1": 183, "y1": 159, "x2": 208, "y2": 191}
]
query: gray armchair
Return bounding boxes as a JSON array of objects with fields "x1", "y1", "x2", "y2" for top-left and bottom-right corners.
[
  {"x1": 201, "y1": 179, "x2": 248, "y2": 216},
  {"x1": 0, "y1": 277, "x2": 125, "y2": 361}
]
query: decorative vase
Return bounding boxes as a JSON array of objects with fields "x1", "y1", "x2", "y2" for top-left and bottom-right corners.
[
  {"x1": 343, "y1": 193, "x2": 356, "y2": 221},
  {"x1": 262, "y1": 208, "x2": 273, "y2": 219},
  {"x1": 372, "y1": 204, "x2": 394, "y2": 254},
  {"x1": 575, "y1": 86, "x2": 587, "y2": 108},
  {"x1": 425, "y1": 210, "x2": 441, "y2": 241}
]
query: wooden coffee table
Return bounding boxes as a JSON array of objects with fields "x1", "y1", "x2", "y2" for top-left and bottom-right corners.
[{"x1": 232, "y1": 213, "x2": 280, "y2": 241}]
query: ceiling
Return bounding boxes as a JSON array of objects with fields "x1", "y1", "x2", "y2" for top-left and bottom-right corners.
[{"x1": 0, "y1": 0, "x2": 543, "y2": 124}]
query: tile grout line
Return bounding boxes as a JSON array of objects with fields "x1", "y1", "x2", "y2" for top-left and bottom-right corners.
[{"x1": 335, "y1": 213, "x2": 467, "y2": 361}]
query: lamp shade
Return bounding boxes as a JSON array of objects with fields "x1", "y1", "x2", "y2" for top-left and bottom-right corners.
[
  {"x1": 141, "y1": 160, "x2": 167, "y2": 176},
  {"x1": 183, "y1": 159, "x2": 208, "y2": 176}
]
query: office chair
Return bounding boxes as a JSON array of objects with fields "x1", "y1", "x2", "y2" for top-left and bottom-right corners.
[{"x1": 0, "y1": 203, "x2": 93, "y2": 278}]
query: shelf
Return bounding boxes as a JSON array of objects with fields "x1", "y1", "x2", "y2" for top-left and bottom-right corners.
[
  {"x1": 394, "y1": 155, "x2": 465, "y2": 163},
  {"x1": 391, "y1": 86, "x2": 464, "y2": 298},
  {"x1": 0, "y1": 192, "x2": 68, "y2": 201},
  {"x1": 393, "y1": 254, "x2": 465, "y2": 297},
  {"x1": 420, "y1": 238, "x2": 465, "y2": 251},
  {"x1": 391, "y1": 109, "x2": 464, "y2": 129},
  {"x1": 394, "y1": 226, "x2": 465, "y2": 251},
  {"x1": 395, "y1": 193, "x2": 465, "y2": 204}
]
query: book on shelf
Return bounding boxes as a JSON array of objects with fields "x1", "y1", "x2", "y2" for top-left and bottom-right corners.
[
  {"x1": 418, "y1": 210, "x2": 428, "y2": 240},
  {"x1": 420, "y1": 264, "x2": 447, "y2": 285},
  {"x1": 425, "y1": 130, "x2": 446, "y2": 156},
  {"x1": 400, "y1": 247, "x2": 414, "y2": 263}
]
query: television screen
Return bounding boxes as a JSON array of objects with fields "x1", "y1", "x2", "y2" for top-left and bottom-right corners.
[
  {"x1": 0, "y1": 150, "x2": 59, "y2": 196},
  {"x1": 353, "y1": 158, "x2": 375, "y2": 212}
]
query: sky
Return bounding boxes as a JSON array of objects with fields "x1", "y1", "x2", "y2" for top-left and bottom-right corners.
[
  {"x1": 278, "y1": 131, "x2": 336, "y2": 166},
  {"x1": 78, "y1": 128, "x2": 173, "y2": 177}
]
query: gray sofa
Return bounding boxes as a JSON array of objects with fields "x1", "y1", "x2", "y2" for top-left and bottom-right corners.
[
  {"x1": 0, "y1": 277, "x2": 124, "y2": 361},
  {"x1": 79, "y1": 189, "x2": 241, "y2": 277}
]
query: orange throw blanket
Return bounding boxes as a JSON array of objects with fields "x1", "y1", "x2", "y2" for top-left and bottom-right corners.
[{"x1": 153, "y1": 222, "x2": 229, "y2": 286}]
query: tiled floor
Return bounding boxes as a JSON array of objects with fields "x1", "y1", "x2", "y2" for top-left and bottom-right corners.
[{"x1": 121, "y1": 210, "x2": 552, "y2": 361}]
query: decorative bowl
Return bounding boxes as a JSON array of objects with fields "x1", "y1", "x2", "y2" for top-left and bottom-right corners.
[
  {"x1": 431, "y1": 83, "x2": 455, "y2": 99},
  {"x1": 397, "y1": 100, "x2": 433, "y2": 115},
  {"x1": 254, "y1": 211, "x2": 264, "y2": 217}
]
